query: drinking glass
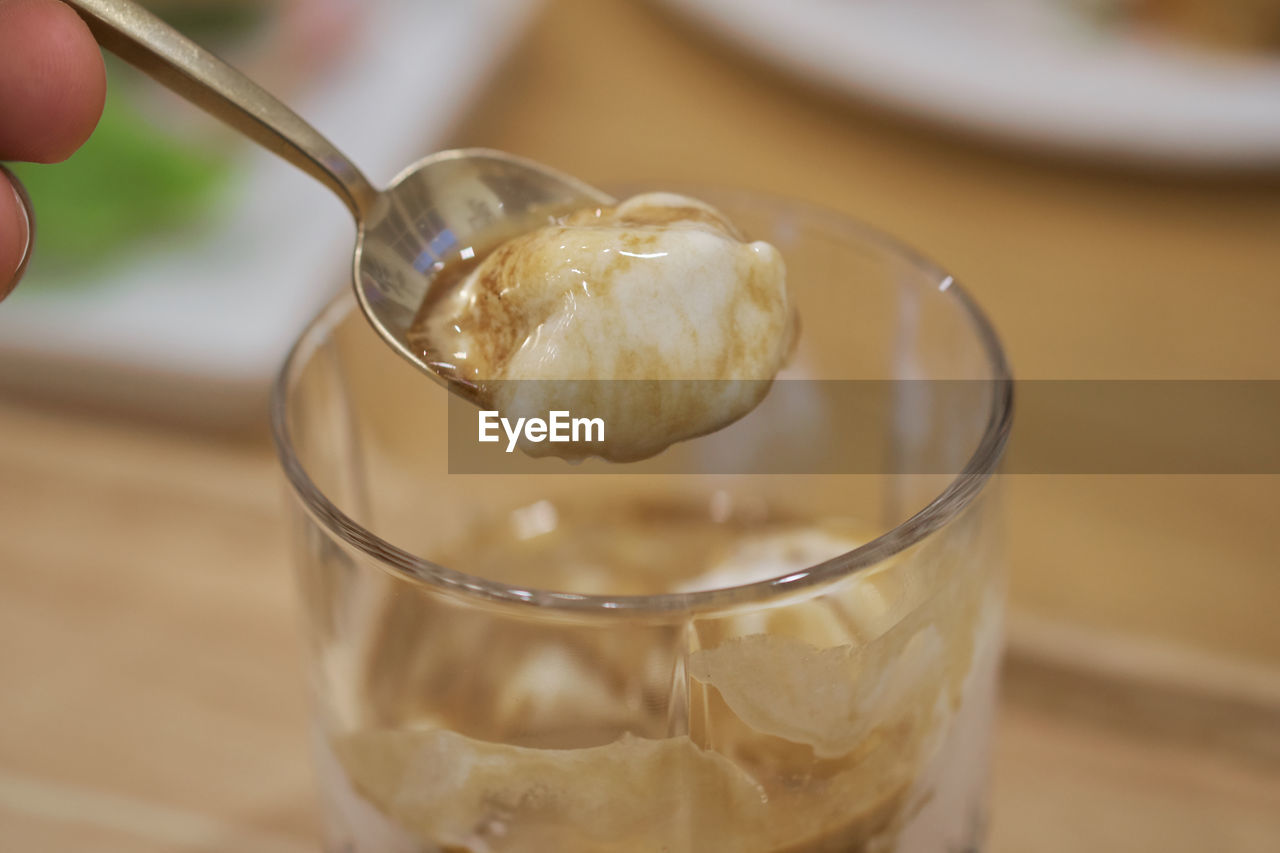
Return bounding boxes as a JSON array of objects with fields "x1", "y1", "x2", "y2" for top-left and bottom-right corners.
[{"x1": 271, "y1": 189, "x2": 1012, "y2": 852}]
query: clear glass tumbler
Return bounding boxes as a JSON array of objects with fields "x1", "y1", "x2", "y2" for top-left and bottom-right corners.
[{"x1": 272, "y1": 190, "x2": 1012, "y2": 853}]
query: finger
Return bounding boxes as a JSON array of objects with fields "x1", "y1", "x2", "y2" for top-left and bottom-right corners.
[
  {"x1": 0, "y1": 165, "x2": 34, "y2": 301},
  {"x1": 0, "y1": 0, "x2": 107, "y2": 163}
]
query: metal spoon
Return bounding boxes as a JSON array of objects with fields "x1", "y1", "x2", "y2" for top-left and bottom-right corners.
[{"x1": 64, "y1": 0, "x2": 612, "y2": 395}]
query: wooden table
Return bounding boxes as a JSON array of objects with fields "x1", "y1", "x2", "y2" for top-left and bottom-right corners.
[{"x1": 3, "y1": 0, "x2": 1279, "y2": 849}]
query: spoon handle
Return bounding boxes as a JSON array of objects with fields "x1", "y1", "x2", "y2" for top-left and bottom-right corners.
[{"x1": 64, "y1": 0, "x2": 378, "y2": 220}]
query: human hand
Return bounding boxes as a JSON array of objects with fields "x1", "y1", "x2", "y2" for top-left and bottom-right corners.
[{"x1": 1, "y1": 0, "x2": 106, "y2": 300}]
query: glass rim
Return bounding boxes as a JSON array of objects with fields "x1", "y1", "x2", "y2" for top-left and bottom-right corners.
[{"x1": 270, "y1": 193, "x2": 1013, "y2": 616}]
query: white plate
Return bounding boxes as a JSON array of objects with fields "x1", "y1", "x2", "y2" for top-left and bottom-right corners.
[
  {"x1": 0, "y1": 0, "x2": 538, "y2": 426},
  {"x1": 657, "y1": 0, "x2": 1280, "y2": 168}
]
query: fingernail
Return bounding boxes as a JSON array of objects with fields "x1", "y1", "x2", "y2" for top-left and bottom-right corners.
[{"x1": 1, "y1": 164, "x2": 34, "y2": 302}]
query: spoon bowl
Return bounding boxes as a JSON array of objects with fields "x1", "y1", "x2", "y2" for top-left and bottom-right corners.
[
  {"x1": 355, "y1": 149, "x2": 611, "y2": 397},
  {"x1": 64, "y1": 0, "x2": 611, "y2": 397}
]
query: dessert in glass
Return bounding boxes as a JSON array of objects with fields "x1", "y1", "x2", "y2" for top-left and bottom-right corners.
[{"x1": 272, "y1": 188, "x2": 1012, "y2": 852}]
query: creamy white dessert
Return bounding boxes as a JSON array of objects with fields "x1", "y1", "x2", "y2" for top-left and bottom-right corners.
[{"x1": 409, "y1": 193, "x2": 796, "y2": 462}]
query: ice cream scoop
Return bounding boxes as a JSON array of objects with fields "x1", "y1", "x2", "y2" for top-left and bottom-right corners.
[{"x1": 412, "y1": 193, "x2": 795, "y2": 461}]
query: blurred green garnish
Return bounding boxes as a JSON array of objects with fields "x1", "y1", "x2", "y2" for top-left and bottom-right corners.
[
  {"x1": 11, "y1": 0, "x2": 279, "y2": 285},
  {"x1": 12, "y1": 68, "x2": 233, "y2": 284}
]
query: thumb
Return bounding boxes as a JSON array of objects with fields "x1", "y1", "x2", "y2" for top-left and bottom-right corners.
[{"x1": 0, "y1": 164, "x2": 34, "y2": 302}]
